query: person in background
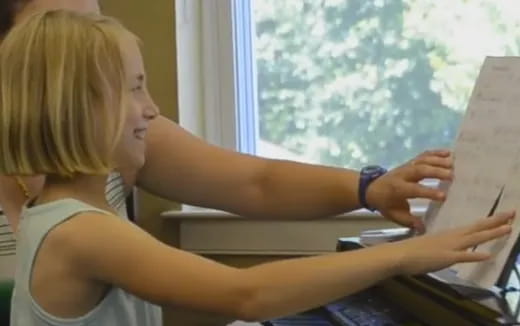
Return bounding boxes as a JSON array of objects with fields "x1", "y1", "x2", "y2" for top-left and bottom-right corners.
[
  {"x1": 2, "y1": 0, "x2": 452, "y2": 236},
  {"x1": 1, "y1": 10, "x2": 514, "y2": 326}
]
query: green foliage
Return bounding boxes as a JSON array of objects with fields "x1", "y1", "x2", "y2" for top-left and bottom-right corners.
[{"x1": 254, "y1": 0, "x2": 520, "y2": 168}]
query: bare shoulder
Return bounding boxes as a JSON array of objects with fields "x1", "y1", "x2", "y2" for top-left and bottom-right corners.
[
  {"x1": 44, "y1": 209, "x2": 245, "y2": 315},
  {"x1": 46, "y1": 211, "x2": 148, "y2": 256},
  {"x1": 47, "y1": 210, "x2": 169, "y2": 277},
  {"x1": 30, "y1": 212, "x2": 123, "y2": 315}
]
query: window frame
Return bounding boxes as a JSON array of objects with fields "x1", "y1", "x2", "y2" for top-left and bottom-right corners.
[
  {"x1": 173, "y1": 0, "x2": 431, "y2": 254},
  {"x1": 177, "y1": 0, "x2": 258, "y2": 152},
  {"x1": 176, "y1": 0, "x2": 240, "y2": 151}
]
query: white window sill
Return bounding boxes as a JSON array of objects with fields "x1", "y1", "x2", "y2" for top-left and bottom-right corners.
[
  {"x1": 161, "y1": 207, "x2": 426, "y2": 255},
  {"x1": 161, "y1": 207, "x2": 427, "y2": 220}
]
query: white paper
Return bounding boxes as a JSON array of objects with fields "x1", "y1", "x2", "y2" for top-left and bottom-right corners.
[
  {"x1": 457, "y1": 159, "x2": 520, "y2": 287},
  {"x1": 424, "y1": 57, "x2": 520, "y2": 287}
]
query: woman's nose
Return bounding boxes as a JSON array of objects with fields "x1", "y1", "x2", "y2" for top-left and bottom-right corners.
[{"x1": 143, "y1": 97, "x2": 159, "y2": 120}]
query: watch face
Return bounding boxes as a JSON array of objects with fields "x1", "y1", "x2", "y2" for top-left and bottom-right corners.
[
  {"x1": 363, "y1": 165, "x2": 384, "y2": 175},
  {"x1": 363, "y1": 165, "x2": 381, "y2": 174}
]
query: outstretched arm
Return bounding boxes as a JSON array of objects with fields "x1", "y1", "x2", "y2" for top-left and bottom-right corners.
[
  {"x1": 55, "y1": 209, "x2": 513, "y2": 321},
  {"x1": 135, "y1": 116, "x2": 452, "y2": 227}
]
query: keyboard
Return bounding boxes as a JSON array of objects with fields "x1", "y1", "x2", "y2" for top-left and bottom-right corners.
[
  {"x1": 324, "y1": 288, "x2": 424, "y2": 326},
  {"x1": 265, "y1": 287, "x2": 424, "y2": 326},
  {"x1": 266, "y1": 310, "x2": 335, "y2": 326}
]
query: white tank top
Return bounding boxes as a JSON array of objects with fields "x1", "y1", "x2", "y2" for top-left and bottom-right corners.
[
  {"x1": 0, "y1": 173, "x2": 128, "y2": 278},
  {"x1": 10, "y1": 198, "x2": 162, "y2": 326}
]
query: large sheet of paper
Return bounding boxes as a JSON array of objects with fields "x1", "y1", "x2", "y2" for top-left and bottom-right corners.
[
  {"x1": 424, "y1": 57, "x2": 520, "y2": 288},
  {"x1": 457, "y1": 158, "x2": 520, "y2": 287}
]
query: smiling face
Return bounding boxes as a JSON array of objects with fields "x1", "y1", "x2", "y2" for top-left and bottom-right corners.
[
  {"x1": 113, "y1": 36, "x2": 159, "y2": 171},
  {"x1": 0, "y1": 10, "x2": 158, "y2": 178}
]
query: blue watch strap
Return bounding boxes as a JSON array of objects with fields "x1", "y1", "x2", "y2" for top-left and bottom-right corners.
[
  {"x1": 358, "y1": 176, "x2": 372, "y2": 211},
  {"x1": 358, "y1": 166, "x2": 387, "y2": 211}
]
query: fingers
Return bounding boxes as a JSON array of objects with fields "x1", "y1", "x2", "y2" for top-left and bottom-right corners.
[
  {"x1": 412, "y1": 219, "x2": 425, "y2": 234},
  {"x1": 456, "y1": 211, "x2": 514, "y2": 249},
  {"x1": 406, "y1": 149, "x2": 453, "y2": 183},
  {"x1": 401, "y1": 183, "x2": 445, "y2": 201},
  {"x1": 464, "y1": 211, "x2": 515, "y2": 234},
  {"x1": 408, "y1": 164, "x2": 453, "y2": 182},
  {"x1": 454, "y1": 251, "x2": 491, "y2": 263},
  {"x1": 416, "y1": 149, "x2": 451, "y2": 158},
  {"x1": 458, "y1": 224, "x2": 512, "y2": 249},
  {"x1": 412, "y1": 153, "x2": 453, "y2": 169},
  {"x1": 389, "y1": 211, "x2": 424, "y2": 231}
]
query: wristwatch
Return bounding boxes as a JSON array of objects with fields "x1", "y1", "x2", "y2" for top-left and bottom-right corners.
[{"x1": 358, "y1": 165, "x2": 387, "y2": 211}]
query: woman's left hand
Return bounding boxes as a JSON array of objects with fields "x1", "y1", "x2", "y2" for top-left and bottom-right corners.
[{"x1": 366, "y1": 149, "x2": 453, "y2": 233}]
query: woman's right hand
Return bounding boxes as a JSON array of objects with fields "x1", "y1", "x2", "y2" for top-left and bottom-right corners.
[{"x1": 388, "y1": 211, "x2": 515, "y2": 276}]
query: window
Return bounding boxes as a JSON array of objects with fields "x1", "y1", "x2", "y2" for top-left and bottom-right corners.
[
  {"x1": 177, "y1": 0, "x2": 520, "y2": 170},
  {"x1": 254, "y1": 0, "x2": 520, "y2": 169},
  {"x1": 173, "y1": 0, "x2": 520, "y2": 253}
]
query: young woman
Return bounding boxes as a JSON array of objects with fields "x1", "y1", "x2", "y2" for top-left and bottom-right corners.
[{"x1": 0, "y1": 10, "x2": 514, "y2": 325}]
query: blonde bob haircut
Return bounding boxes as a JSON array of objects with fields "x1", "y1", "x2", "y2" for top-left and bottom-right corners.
[{"x1": 0, "y1": 10, "x2": 137, "y2": 177}]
